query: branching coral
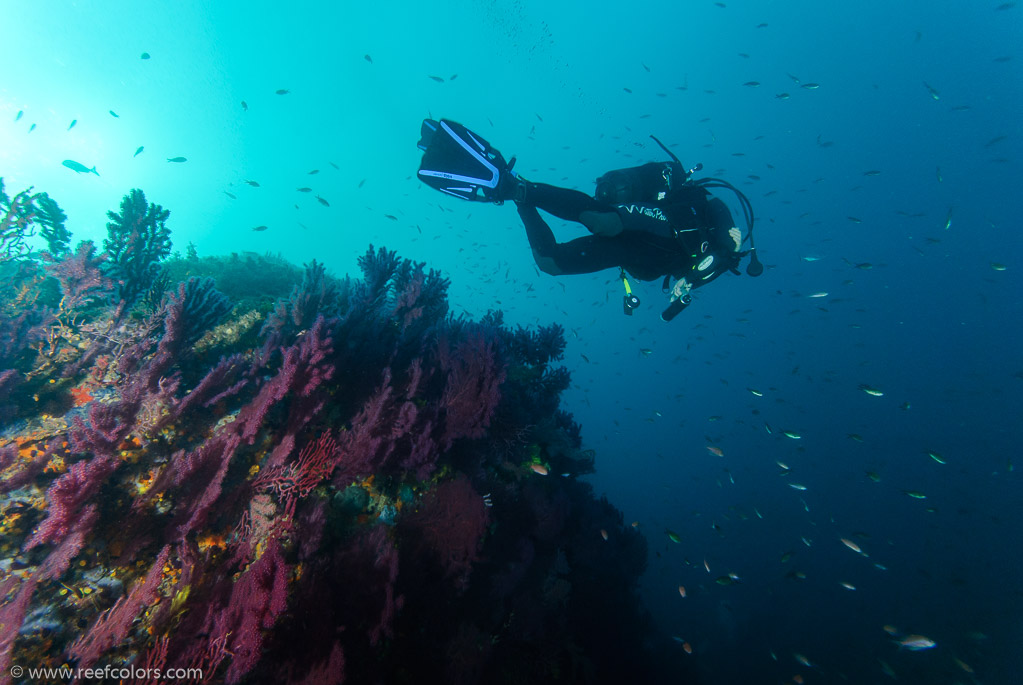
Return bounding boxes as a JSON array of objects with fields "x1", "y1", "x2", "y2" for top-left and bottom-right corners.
[
  {"x1": 0, "y1": 178, "x2": 669, "y2": 685},
  {"x1": 102, "y1": 188, "x2": 172, "y2": 314}
]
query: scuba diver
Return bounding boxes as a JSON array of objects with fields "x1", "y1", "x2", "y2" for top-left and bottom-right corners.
[{"x1": 417, "y1": 119, "x2": 762, "y2": 321}]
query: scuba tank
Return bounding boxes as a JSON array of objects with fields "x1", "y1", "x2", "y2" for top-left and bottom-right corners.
[{"x1": 594, "y1": 136, "x2": 692, "y2": 204}]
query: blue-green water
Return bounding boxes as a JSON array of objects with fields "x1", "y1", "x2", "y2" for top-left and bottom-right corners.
[{"x1": 3, "y1": 1, "x2": 1021, "y2": 682}]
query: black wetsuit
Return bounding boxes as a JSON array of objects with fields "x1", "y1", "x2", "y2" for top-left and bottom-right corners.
[{"x1": 516, "y1": 182, "x2": 740, "y2": 288}]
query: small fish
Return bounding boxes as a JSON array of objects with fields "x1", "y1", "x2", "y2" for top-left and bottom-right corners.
[
  {"x1": 954, "y1": 657, "x2": 974, "y2": 674},
  {"x1": 747, "y1": 388, "x2": 763, "y2": 396},
  {"x1": 682, "y1": 641, "x2": 692, "y2": 654},
  {"x1": 666, "y1": 531, "x2": 681, "y2": 544},
  {"x1": 109, "y1": 110, "x2": 119, "y2": 118},
  {"x1": 706, "y1": 445, "x2": 724, "y2": 457},
  {"x1": 241, "y1": 101, "x2": 248, "y2": 111},
  {"x1": 991, "y1": 262, "x2": 1007, "y2": 271},
  {"x1": 62, "y1": 159, "x2": 99, "y2": 175},
  {"x1": 167, "y1": 156, "x2": 187, "y2": 163},
  {"x1": 134, "y1": 146, "x2": 144, "y2": 157},
  {"x1": 859, "y1": 384, "x2": 884, "y2": 397},
  {"x1": 743, "y1": 81, "x2": 760, "y2": 87},
  {"x1": 296, "y1": 187, "x2": 312, "y2": 192},
  {"x1": 904, "y1": 490, "x2": 927, "y2": 499},
  {"x1": 879, "y1": 659, "x2": 897, "y2": 679},
  {"x1": 944, "y1": 207, "x2": 953, "y2": 230},
  {"x1": 848, "y1": 216, "x2": 863, "y2": 223},
  {"x1": 926, "y1": 451, "x2": 946, "y2": 464},
  {"x1": 936, "y1": 166, "x2": 942, "y2": 182},
  {"x1": 788, "y1": 483, "x2": 807, "y2": 491},
  {"x1": 715, "y1": 575, "x2": 735, "y2": 586},
  {"x1": 839, "y1": 581, "x2": 856, "y2": 590},
  {"x1": 782, "y1": 430, "x2": 801, "y2": 440},
  {"x1": 923, "y1": 82, "x2": 940, "y2": 100},
  {"x1": 678, "y1": 585, "x2": 687, "y2": 597},
  {"x1": 315, "y1": 195, "x2": 330, "y2": 207},
  {"x1": 600, "y1": 529, "x2": 609, "y2": 541},
  {"x1": 840, "y1": 538, "x2": 864, "y2": 554},
  {"x1": 251, "y1": 225, "x2": 269, "y2": 232},
  {"x1": 863, "y1": 170, "x2": 882, "y2": 176},
  {"x1": 775, "y1": 93, "x2": 790, "y2": 100},
  {"x1": 639, "y1": 348, "x2": 653, "y2": 357},
  {"x1": 223, "y1": 191, "x2": 237, "y2": 199},
  {"x1": 14, "y1": 110, "x2": 23, "y2": 122},
  {"x1": 801, "y1": 83, "x2": 820, "y2": 89},
  {"x1": 28, "y1": 123, "x2": 35, "y2": 133},
  {"x1": 807, "y1": 291, "x2": 829, "y2": 298},
  {"x1": 308, "y1": 169, "x2": 320, "y2": 175},
  {"x1": 429, "y1": 75, "x2": 445, "y2": 82},
  {"x1": 847, "y1": 433, "x2": 864, "y2": 442},
  {"x1": 141, "y1": 52, "x2": 150, "y2": 59},
  {"x1": 68, "y1": 119, "x2": 77, "y2": 130},
  {"x1": 384, "y1": 214, "x2": 398, "y2": 221},
  {"x1": 364, "y1": 54, "x2": 373, "y2": 63},
  {"x1": 245, "y1": 180, "x2": 260, "y2": 187},
  {"x1": 897, "y1": 635, "x2": 936, "y2": 651},
  {"x1": 865, "y1": 471, "x2": 881, "y2": 482},
  {"x1": 275, "y1": 89, "x2": 290, "y2": 95},
  {"x1": 529, "y1": 463, "x2": 549, "y2": 476},
  {"x1": 794, "y1": 653, "x2": 813, "y2": 668},
  {"x1": 780, "y1": 551, "x2": 792, "y2": 563}
]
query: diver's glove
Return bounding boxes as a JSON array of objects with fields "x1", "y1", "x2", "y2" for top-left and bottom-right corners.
[{"x1": 729, "y1": 227, "x2": 742, "y2": 251}]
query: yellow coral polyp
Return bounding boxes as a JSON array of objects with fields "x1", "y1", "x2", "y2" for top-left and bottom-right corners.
[
  {"x1": 43, "y1": 454, "x2": 67, "y2": 473},
  {"x1": 134, "y1": 469, "x2": 158, "y2": 495},
  {"x1": 197, "y1": 532, "x2": 227, "y2": 553}
]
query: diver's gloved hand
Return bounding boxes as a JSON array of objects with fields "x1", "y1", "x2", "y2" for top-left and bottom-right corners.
[
  {"x1": 669, "y1": 277, "x2": 691, "y2": 303},
  {"x1": 729, "y1": 227, "x2": 742, "y2": 251}
]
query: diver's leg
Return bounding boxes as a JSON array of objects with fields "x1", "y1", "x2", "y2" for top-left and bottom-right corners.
[
  {"x1": 517, "y1": 204, "x2": 622, "y2": 276},
  {"x1": 520, "y1": 183, "x2": 626, "y2": 236}
]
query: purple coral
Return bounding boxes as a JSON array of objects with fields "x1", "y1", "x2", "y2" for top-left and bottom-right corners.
[
  {"x1": 439, "y1": 331, "x2": 505, "y2": 448},
  {"x1": 400, "y1": 475, "x2": 489, "y2": 591},
  {"x1": 44, "y1": 240, "x2": 112, "y2": 310},
  {"x1": 24, "y1": 455, "x2": 118, "y2": 550},
  {"x1": 68, "y1": 546, "x2": 172, "y2": 668}
]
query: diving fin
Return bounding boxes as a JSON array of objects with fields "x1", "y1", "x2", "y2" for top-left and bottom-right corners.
[{"x1": 417, "y1": 119, "x2": 514, "y2": 202}]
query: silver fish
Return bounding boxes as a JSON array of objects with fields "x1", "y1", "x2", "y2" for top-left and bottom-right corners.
[{"x1": 62, "y1": 160, "x2": 99, "y2": 176}]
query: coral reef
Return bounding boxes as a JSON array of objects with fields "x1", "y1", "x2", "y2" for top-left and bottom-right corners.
[
  {"x1": 102, "y1": 188, "x2": 172, "y2": 316},
  {"x1": 0, "y1": 180, "x2": 677, "y2": 684}
]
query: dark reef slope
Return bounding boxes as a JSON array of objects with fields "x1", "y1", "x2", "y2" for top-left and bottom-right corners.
[{"x1": 0, "y1": 182, "x2": 685, "y2": 684}]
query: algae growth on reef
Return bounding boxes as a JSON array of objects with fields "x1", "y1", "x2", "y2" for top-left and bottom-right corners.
[{"x1": 0, "y1": 181, "x2": 679, "y2": 684}]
